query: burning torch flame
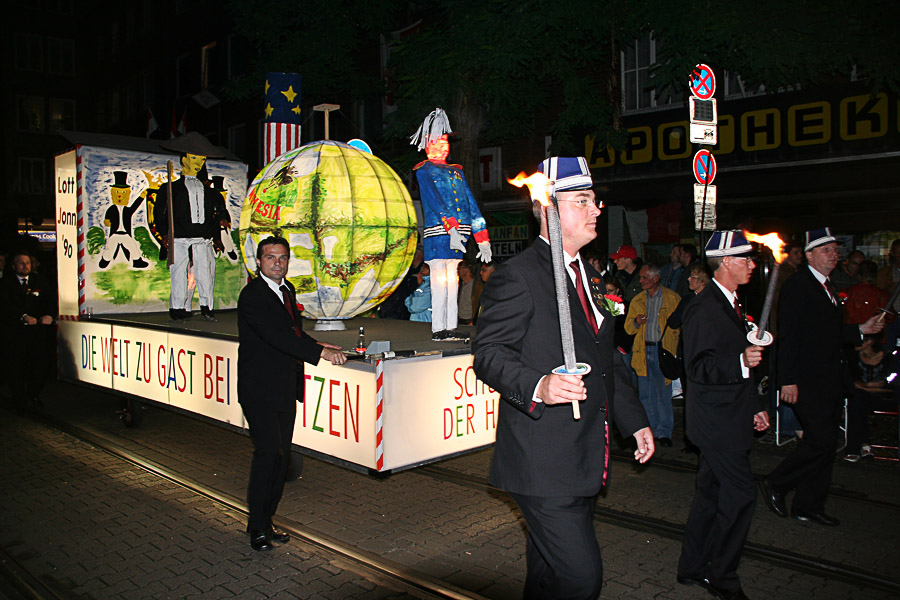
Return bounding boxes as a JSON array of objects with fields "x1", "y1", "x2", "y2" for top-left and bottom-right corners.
[
  {"x1": 508, "y1": 171, "x2": 552, "y2": 206},
  {"x1": 744, "y1": 231, "x2": 788, "y2": 263}
]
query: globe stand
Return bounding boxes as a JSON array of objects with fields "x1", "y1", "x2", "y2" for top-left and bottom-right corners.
[{"x1": 314, "y1": 319, "x2": 347, "y2": 332}]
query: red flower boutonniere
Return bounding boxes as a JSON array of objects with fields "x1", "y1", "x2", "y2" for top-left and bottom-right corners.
[
  {"x1": 603, "y1": 294, "x2": 624, "y2": 316},
  {"x1": 296, "y1": 303, "x2": 304, "y2": 314},
  {"x1": 837, "y1": 291, "x2": 848, "y2": 304}
]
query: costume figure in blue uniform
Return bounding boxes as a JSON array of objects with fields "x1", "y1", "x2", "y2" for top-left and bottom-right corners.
[{"x1": 411, "y1": 108, "x2": 492, "y2": 341}]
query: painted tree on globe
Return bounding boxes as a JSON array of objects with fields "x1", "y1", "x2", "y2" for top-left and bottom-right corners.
[{"x1": 239, "y1": 141, "x2": 418, "y2": 329}]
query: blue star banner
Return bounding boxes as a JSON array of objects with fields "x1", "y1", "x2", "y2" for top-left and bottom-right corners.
[{"x1": 264, "y1": 72, "x2": 303, "y2": 163}]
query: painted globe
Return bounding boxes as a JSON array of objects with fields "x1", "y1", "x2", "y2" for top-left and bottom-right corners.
[{"x1": 239, "y1": 141, "x2": 418, "y2": 323}]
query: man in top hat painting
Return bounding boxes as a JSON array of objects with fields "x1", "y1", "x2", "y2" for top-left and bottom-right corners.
[
  {"x1": 411, "y1": 107, "x2": 492, "y2": 341},
  {"x1": 154, "y1": 132, "x2": 227, "y2": 321},
  {"x1": 760, "y1": 227, "x2": 884, "y2": 527},
  {"x1": 676, "y1": 230, "x2": 769, "y2": 600},
  {"x1": 98, "y1": 171, "x2": 149, "y2": 270},
  {"x1": 474, "y1": 156, "x2": 653, "y2": 600}
]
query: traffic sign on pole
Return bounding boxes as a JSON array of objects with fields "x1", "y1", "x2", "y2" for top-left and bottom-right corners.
[
  {"x1": 689, "y1": 97, "x2": 718, "y2": 145},
  {"x1": 692, "y1": 149, "x2": 716, "y2": 185},
  {"x1": 689, "y1": 64, "x2": 716, "y2": 100},
  {"x1": 693, "y1": 184, "x2": 717, "y2": 231}
]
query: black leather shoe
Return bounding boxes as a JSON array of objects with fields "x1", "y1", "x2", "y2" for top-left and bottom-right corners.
[
  {"x1": 269, "y1": 526, "x2": 290, "y2": 544},
  {"x1": 792, "y1": 510, "x2": 839, "y2": 526},
  {"x1": 713, "y1": 587, "x2": 750, "y2": 600},
  {"x1": 676, "y1": 575, "x2": 714, "y2": 591},
  {"x1": 758, "y1": 478, "x2": 788, "y2": 518},
  {"x1": 249, "y1": 529, "x2": 273, "y2": 551},
  {"x1": 657, "y1": 437, "x2": 673, "y2": 447},
  {"x1": 678, "y1": 576, "x2": 749, "y2": 600}
]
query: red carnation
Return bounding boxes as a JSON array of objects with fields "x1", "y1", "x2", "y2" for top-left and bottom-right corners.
[
  {"x1": 745, "y1": 314, "x2": 754, "y2": 322},
  {"x1": 605, "y1": 294, "x2": 623, "y2": 303}
]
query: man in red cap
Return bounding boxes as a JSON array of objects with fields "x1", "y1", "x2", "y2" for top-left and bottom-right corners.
[{"x1": 612, "y1": 245, "x2": 642, "y2": 305}]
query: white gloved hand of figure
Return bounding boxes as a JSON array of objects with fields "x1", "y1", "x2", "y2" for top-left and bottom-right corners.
[
  {"x1": 448, "y1": 228, "x2": 467, "y2": 253},
  {"x1": 476, "y1": 241, "x2": 492, "y2": 263}
]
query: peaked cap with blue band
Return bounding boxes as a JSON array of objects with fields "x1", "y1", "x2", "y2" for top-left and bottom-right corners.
[
  {"x1": 537, "y1": 157, "x2": 593, "y2": 192},
  {"x1": 804, "y1": 227, "x2": 841, "y2": 251},
  {"x1": 705, "y1": 230, "x2": 755, "y2": 257}
]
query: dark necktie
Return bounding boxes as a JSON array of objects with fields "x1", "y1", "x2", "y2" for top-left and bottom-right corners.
[
  {"x1": 20, "y1": 277, "x2": 28, "y2": 288},
  {"x1": 569, "y1": 260, "x2": 598, "y2": 335},
  {"x1": 733, "y1": 297, "x2": 742, "y2": 319},
  {"x1": 280, "y1": 284, "x2": 301, "y2": 336},
  {"x1": 823, "y1": 279, "x2": 837, "y2": 306}
]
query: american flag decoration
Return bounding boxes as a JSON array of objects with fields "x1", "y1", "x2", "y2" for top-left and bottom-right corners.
[{"x1": 263, "y1": 72, "x2": 303, "y2": 164}]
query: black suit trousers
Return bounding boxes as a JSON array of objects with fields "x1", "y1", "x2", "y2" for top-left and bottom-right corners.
[
  {"x1": 242, "y1": 402, "x2": 296, "y2": 531},
  {"x1": 678, "y1": 448, "x2": 756, "y2": 590},
  {"x1": 768, "y1": 395, "x2": 843, "y2": 513},
  {"x1": 510, "y1": 493, "x2": 603, "y2": 600}
]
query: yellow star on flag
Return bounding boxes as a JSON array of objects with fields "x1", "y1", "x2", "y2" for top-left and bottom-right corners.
[
  {"x1": 281, "y1": 85, "x2": 297, "y2": 103},
  {"x1": 265, "y1": 103, "x2": 274, "y2": 118},
  {"x1": 265, "y1": 80, "x2": 270, "y2": 95},
  {"x1": 292, "y1": 106, "x2": 302, "y2": 116}
]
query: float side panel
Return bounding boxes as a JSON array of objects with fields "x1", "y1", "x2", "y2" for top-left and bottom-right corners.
[
  {"x1": 380, "y1": 354, "x2": 498, "y2": 471},
  {"x1": 293, "y1": 362, "x2": 378, "y2": 469}
]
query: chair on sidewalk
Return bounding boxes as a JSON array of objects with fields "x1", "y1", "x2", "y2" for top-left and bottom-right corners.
[{"x1": 869, "y1": 406, "x2": 899, "y2": 461}]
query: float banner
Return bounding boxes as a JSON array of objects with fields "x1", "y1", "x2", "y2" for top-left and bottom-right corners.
[
  {"x1": 72, "y1": 145, "x2": 248, "y2": 315},
  {"x1": 55, "y1": 150, "x2": 79, "y2": 316}
]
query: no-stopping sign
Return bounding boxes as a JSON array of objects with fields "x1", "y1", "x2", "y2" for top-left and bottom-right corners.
[
  {"x1": 689, "y1": 64, "x2": 716, "y2": 100},
  {"x1": 693, "y1": 149, "x2": 716, "y2": 185}
]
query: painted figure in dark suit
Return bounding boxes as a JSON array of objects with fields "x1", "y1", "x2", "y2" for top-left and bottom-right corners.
[
  {"x1": 761, "y1": 228, "x2": 883, "y2": 526},
  {"x1": 0, "y1": 252, "x2": 55, "y2": 413},
  {"x1": 154, "y1": 133, "x2": 227, "y2": 321},
  {"x1": 237, "y1": 236, "x2": 347, "y2": 551},
  {"x1": 676, "y1": 231, "x2": 769, "y2": 600},
  {"x1": 473, "y1": 157, "x2": 654, "y2": 600}
]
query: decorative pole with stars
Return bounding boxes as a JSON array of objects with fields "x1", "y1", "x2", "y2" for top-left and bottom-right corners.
[{"x1": 263, "y1": 72, "x2": 303, "y2": 164}]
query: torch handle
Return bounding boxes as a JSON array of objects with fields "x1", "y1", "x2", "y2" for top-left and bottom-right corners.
[
  {"x1": 547, "y1": 204, "x2": 577, "y2": 372},
  {"x1": 755, "y1": 262, "x2": 781, "y2": 335},
  {"x1": 547, "y1": 202, "x2": 581, "y2": 420}
]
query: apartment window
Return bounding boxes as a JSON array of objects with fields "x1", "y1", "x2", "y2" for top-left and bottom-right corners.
[
  {"x1": 201, "y1": 42, "x2": 218, "y2": 89},
  {"x1": 176, "y1": 53, "x2": 192, "y2": 97},
  {"x1": 621, "y1": 33, "x2": 683, "y2": 113},
  {"x1": 722, "y1": 72, "x2": 766, "y2": 99},
  {"x1": 49, "y1": 98, "x2": 76, "y2": 132},
  {"x1": 228, "y1": 123, "x2": 247, "y2": 159},
  {"x1": 47, "y1": 37, "x2": 75, "y2": 75},
  {"x1": 17, "y1": 158, "x2": 47, "y2": 195},
  {"x1": 45, "y1": 0, "x2": 75, "y2": 14},
  {"x1": 18, "y1": 96, "x2": 44, "y2": 132},
  {"x1": 15, "y1": 33, "x2": 43, "y2": 71}
]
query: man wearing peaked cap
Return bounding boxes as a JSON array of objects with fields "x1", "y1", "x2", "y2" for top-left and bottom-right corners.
[
  {"x1": 677, "y1": 230, "x2": 769, "y2": 600},
  {"x1": 760, "y1": 227, "x2": 884, "y2": 528},
  {"x1": 474, "y1": 156, "x2": 653, "y2": 599}
]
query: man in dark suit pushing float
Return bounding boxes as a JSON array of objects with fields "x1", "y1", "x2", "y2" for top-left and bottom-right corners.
[
  {"x1": 237, "y1": 236, "x2": 347, "y2": 551},
  {"x1": 473, "y1": 156, "x2": 654, "y2": 600}
]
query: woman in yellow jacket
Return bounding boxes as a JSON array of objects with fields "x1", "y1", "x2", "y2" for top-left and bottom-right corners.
[{"x1": 625, "y1": 264, "x2": 681, "y2": 445}]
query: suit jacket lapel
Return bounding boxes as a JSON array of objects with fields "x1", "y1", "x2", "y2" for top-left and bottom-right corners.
[{"x1": 711, "y1": 283, "x2": 745, "y2": 332}]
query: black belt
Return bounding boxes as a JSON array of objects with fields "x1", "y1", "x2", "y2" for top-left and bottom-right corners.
[{"x1": 645, "y1": 341, "x2": 659, "y2": 346}]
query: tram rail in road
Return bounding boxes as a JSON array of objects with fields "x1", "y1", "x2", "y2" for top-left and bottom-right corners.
[{"x1": 26, "y1": 411, "x2": 487, "y2": 600}]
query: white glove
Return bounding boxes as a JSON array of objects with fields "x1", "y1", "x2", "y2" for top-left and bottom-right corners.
[
  {"x1": 448, "y1": 228, "x2": 467, "y2": 253},
  {"x1": 476, "y1": 241, "x2": 492, "y2": 263}
]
